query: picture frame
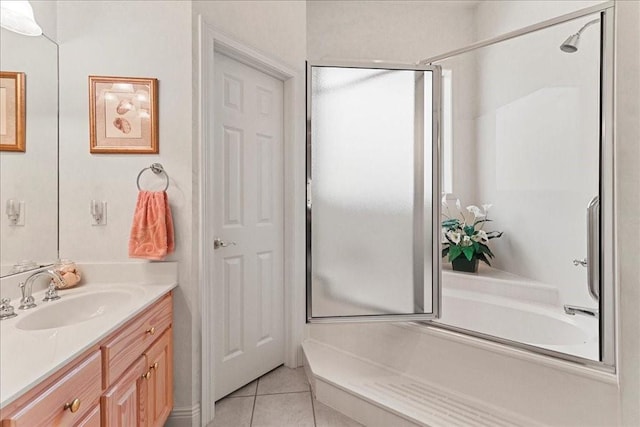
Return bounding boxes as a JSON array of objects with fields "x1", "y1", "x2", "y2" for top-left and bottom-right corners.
[
  {"x1": 0, "y1": 71, "x2": 26, "y2": 152},
  {"x1": 89, "y1": 75, "x2": 158, "y2": 154}
]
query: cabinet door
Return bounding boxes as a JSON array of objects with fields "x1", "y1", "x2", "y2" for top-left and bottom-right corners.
[
  {"x1": 73, "y1": 404, "x2": 100, "y2": 427},
  {"x1": 101, "y1": 356, "x2": 146, "y2": 426},
  {"x1": 143, "y1": 328, "x2": 173, "y2": 427}
]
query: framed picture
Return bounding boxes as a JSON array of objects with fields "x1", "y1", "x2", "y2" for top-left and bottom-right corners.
[
  {"x1": 0, "y1": 71, "x2": 26, "y2": 152},
  {"x1": 89, "y1": 76, "x2": 158, "y2": 154}
]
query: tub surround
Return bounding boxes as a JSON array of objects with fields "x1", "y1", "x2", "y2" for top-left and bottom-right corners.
[
  {"x1": 306, "y1": 319, "x2": 619, "y2": 426},
  {"x1": 0, "y1": 261, "x2": 177, "y2": 409},
  {"x1": 303, "y1": 339, "x2": 536, "y2": 427},
  {"x1": 440, "y1": 266, "x2": 598, "y2": 359}
]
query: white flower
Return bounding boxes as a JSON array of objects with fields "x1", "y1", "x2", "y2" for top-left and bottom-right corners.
[
  {"x1": 472, "y1": 229, "x2": 488, "y2": 243},
  {"x1": 447, "y1": 231, "x2": 461, "y2": 244},
  {"x1": 466, "y1": 205, "x2": 485, "y2": 219},
  {"x1": 441, "y1": 194, "x2": 448, "y2": 207},
  {"x1": 482, "y1": 204, "x2": 493, "y2": 214},
  {"x1": 455, "y1": 199, "x2": 461, "y2": 210},
  {"x1": 462, "y1": 235, "x2": 472, "y2": 246}
]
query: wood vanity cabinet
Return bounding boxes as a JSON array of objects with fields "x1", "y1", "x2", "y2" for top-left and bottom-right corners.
[
  {"x1": 0, "y1": 351, "x2": 102, "y2": 427},
  {"x1": 0, "y1": 292, "x2": 173, "y2": 427}
]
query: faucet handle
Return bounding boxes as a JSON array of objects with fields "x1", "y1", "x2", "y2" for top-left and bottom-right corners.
[
  {"x1": 18, "y1": 281, "x2": 26, "y2": 298},
  {"x1": 0, "y1": 298, "x2": 17, "y2": 320},
  {"x1": 18, "y1": 281, "x2": 37, "y2": 310},
  {"x1": 43, "y1": 281, "x2": 61, "y2": 302}
]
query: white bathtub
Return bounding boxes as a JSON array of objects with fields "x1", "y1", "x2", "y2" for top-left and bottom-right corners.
[{"x1": 438, "y1": 267, "x2": 599, "y2": 360}]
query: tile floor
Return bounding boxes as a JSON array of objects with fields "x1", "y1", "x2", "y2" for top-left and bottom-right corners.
[{"x1": 209, "y1": 365, "x2": 363, "y2": 427}]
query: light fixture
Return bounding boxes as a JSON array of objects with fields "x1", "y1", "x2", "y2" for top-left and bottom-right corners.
[{"x1": 0, "y1": 0, "x2": 42, "y2": 36}]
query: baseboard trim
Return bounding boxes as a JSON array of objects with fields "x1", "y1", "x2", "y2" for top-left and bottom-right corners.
[{"x1": 165, "y1": 403, "x2": 201, "y2": 427}]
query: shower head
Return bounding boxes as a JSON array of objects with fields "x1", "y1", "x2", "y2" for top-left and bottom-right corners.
[
  {"x1": 560, "y1": 33, "x2": 580, "y2": 53},
  {"x1": 560, "y1": 18, "x2": 599, "y2": 53}
]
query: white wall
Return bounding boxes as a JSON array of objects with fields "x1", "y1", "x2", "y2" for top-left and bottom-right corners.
[
  {"x1": 307, "y1": 0, "x2": 476, "y2": 62},
  {"x1": 31, "y1": 0, "x2": 57, "y2": 40},
  {"x1": 469, "y1": 1, "x2": 604, "y2": 307},
  {"x1": 55, "y1": 0, "x2": 197, "y2": 419},
  {"x1": 614, "y1": 1, "x2": 640, "y2": 423},
  {"x1": 193, "y1": 0, "x2": 306, "y2": 68}
]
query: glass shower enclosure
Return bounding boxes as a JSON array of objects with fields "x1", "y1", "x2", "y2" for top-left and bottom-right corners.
[
  {"x1": 306, "y1": 62, "x2": 442, "y2": 322},
  {"x1": 306, "y1": 2, "x2": 614, "y2": 370}
]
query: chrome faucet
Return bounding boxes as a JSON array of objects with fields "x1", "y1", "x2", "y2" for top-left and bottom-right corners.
[
  {"x1": 18, "y1": 269, "x2": 64, "y2": 310},
  {"x1": 564, "y1": 304, "x2": 599, "y2": 318}
]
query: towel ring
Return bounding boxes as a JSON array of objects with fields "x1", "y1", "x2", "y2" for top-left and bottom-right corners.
[{"x1": 136, "y1": 163, "x2": 169, "y2": 191}]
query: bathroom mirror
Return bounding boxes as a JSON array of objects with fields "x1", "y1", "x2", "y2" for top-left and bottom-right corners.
[{"x1": 0, "y1": 28, "x2": 59, "y2": 277}]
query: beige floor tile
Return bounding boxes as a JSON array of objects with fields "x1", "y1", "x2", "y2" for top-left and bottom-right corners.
[
  {"x1": 313, "y1": 400, "x2": 363, "y2": 427},
  {"x1": 257, "y1": 366, "x2": 310, "y2": 395},
  {"x1": 228, "y1": 380, "x2": 258, "y2": 398},
  {"x1": 252, "y1": 392, "x2": 315, "y2": 427},
  {"x1": 209, "y1": 396, "x2": 254, "y2": 427}
]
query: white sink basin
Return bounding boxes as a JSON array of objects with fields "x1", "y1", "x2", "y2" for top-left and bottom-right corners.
[{"x1": 15, "y1": 290, "x2": 133, "y2": 331}]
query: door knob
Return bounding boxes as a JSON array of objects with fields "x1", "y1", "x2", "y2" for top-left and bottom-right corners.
[{"x1": 214, "y1": 238, "x2": 237, "y2": 250}]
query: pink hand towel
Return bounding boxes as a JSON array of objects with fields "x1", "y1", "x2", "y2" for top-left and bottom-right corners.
[{"x1": 128, "y1": 191, "x2": 175, "y2": 260}]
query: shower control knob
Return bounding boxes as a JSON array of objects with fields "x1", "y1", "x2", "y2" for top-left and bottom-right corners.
[
  {"x1": 573, "y1": 258, "x2": 587, "y2": 267},
  {"x1": 214, "y1": 238, "x2": 237, "y2": 250}
]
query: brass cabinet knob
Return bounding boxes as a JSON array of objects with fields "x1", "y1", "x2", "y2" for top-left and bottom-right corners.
[
  {"x1": 151, "y1": 362, "x2": 158, "y2": 370},
  {"x1": 142, "y1": 371, "x2": 151, "y2": 380},
  {"x1": 145, "y1": 327, "x2": 155, "y2": 335},
  {"x1": 64, "y1": 398, "x2": 81, "y2": 413}
]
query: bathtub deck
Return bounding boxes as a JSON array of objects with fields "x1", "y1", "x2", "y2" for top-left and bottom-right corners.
[{"x1": 303, "y1": 339, "x2": 536, "y2": 427}]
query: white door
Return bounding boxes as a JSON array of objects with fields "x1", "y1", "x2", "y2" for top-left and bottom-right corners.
[{"x1": 212, "y1": 52, "x2": 284, "y2": 400}]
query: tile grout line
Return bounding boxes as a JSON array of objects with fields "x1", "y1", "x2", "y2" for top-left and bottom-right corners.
[
  {"x1": 310, "y1": 390, "x2": 318, "y2": 427},
  {"x1": 256, "y1": 390, "x2": 313, "y2": 397},
  {"x1": 249, "y1": 378, "x2": 259, "y2": 426}
]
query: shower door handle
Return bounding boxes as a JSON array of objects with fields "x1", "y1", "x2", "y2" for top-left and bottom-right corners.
[
  {"x1": 214, "y1": 238, "x2": 236, "y2": 250},
  {"x1": 587, "y1": 196, "x2": 599, "y2": 300}
]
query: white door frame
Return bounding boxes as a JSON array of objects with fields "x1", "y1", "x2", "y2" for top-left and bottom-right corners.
[{"x1": 197, "y1": 16, "x2": 306, "y2": 425}]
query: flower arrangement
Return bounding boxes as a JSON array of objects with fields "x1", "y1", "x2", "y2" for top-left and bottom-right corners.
[{"x1": 441, "y1": 198, "x2": 503, "y2": 272}]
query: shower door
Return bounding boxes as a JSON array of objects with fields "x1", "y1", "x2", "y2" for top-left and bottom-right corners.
[{"x1": 306, "y1": 62, "x2": 442, "y2": 322}]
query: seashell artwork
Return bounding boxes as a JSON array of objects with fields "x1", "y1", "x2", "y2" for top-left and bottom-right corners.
[
  {"x1": 113, "y1": 117, "x2": 132, "y2": 134},
  {"x1": 116, "y1": 98, "x2": 135, "y2": 115}
]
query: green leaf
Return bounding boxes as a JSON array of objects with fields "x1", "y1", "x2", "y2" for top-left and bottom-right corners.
[
  {"x1": 448, "y1": 245, "x2": 462, "y2": 262},
  {"x1": 462, "y1": 246, "x2": 475, "y2": 261},
  {"x1": 478, "y1": 243, "x2": 495, "y2": 258},
  {"x1": 472, "y1": 242, "x2": 480, "y2": 253},
  {"x1": 442, "y1": 219, "x2": 460, "y2": 229},
  {"x1": 463, "y1": 225, "x2": 475, "y2": 236},
  {"x1": 473, "y1": 219, "x2": 492, "y2": 226},
  {"x1": 442, "y1": 246, "x2": 449, "y2": 258},
  {"x1": 476, "y1": 252, "x2": 491, "y2": 266}
]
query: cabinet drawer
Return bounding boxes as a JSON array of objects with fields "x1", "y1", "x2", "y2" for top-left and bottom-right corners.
[
  {"x1": 2, "y1": 351, "x2": 102, "y2": 427},
  {"x1": 102, "y1": 294, "x2": 172, "y2": 387}
]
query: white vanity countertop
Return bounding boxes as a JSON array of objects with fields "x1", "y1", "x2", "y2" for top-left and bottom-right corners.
[{"x1": 0, "y1": 262, "x2": 178, "y2": 409}]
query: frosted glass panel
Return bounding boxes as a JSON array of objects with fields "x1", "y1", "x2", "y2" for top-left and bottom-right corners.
[{"x1": 308, "y1": 65, "x2": 436, "y2": 320}]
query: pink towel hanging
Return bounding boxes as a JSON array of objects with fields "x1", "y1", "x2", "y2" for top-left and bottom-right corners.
[{"x1": 128, "y1": 190, "x2": 175, "y2": 260}]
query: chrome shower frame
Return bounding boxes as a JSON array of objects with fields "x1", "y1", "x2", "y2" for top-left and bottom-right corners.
[{"x1": 419, "y1": 1, "x2": 617, "y2": 372}]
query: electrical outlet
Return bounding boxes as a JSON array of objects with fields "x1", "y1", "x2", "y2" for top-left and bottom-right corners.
[
  {"x1": 91, "y1": 201, "x2": 107, "y2": 226},
  {"x1": 15, "y1": 201, "x2": 25, "y2": 226}
]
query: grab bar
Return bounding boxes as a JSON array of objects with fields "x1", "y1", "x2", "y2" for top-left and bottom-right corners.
[
  {"x1": 587, "y1": 196, "x2": 599, "y2": 300},
  {"x1": 564, "y1": 304, "x2": 599, "y2": 318}
]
